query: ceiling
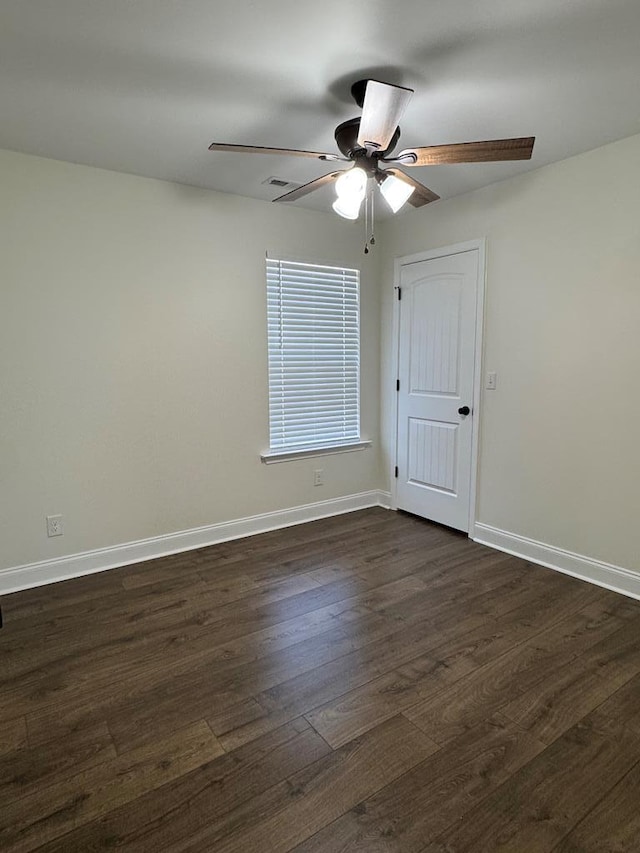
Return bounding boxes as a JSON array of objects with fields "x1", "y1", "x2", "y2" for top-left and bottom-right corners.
[{"x1": 1, "y1": 0, "x2": 640, "y2": 216}]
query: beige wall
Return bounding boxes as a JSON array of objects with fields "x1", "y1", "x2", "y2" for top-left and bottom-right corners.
[
  {"x1": 3, "y1": 132, "x2": 639, "y2": 577},
  {"x1": 380, "y1": 132, "x2": 640, "y2": 571},
  {"x1": 0, "y1": 149, "x2": 381, "y2": 570}
]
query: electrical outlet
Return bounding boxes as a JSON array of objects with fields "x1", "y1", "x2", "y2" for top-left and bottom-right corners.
[
  {"x1": 486, "y1": 371, "x2": 497, "y2": 390},
  {"x1": 46, "y1": 514, "x2": 64, "y2": 537},
  {"x1": 313, "y1": 469, "x2": 324, "y2": 487}
]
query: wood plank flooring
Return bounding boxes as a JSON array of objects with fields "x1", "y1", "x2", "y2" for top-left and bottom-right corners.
[{"x1": 1, "y1": 508, "x2": 640, "y2": 851}]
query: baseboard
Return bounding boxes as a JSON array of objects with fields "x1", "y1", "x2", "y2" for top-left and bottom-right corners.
[
  {"x1": 377, "y1": 490, "x2": 392, "y2": 509},
  {"x1": 473, "y1": 522, "x2": 640, "y2": 601},
  {"x1": 0, "y1": 490, "x2": 392, "y2": 595}
]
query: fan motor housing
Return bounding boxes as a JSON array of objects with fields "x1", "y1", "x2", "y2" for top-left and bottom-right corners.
[{"x1": 334, "y1": 117, "x2": 401, "y2": 161}]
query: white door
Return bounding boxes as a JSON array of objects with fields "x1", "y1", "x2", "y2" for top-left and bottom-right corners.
[{"x1": 396, "y1": 249, "x2": 480, "y2": 532}]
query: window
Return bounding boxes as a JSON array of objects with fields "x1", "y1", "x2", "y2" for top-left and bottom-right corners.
[{"x1": 265, "y1": 257, "x2": 363, "y2": 459}]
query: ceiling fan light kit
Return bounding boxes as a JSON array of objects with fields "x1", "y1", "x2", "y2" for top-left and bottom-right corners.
[
  {"x1": 332, "y1": 195, "x2": 362, "y2": 220},
  {"x1": 379, "y1": 172, "x2": 415, "y2": 213},
  {"x1": 332, "y1": 167, "x2": 367, "y2": 219},
  {"x1": 208, "y1": 78, "x2": 535, "y2": 249},
  {"x1": 334, "y1": 167, "x2": 367, "y2": 202}
]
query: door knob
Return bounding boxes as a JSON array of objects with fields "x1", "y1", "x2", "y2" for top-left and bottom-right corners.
[{"x1": 458, "y1": 405, "x2": 470, "y2": 416}]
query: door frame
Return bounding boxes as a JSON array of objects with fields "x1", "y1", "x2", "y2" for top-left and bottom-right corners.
[{"x1": 390, "y1": 238, "x2": 487, "y2": 537}]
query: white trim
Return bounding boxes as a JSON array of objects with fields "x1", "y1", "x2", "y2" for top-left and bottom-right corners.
[
  {"x1": 0, "y1": 490, "x2": 392, "y2": 596},
  {"x1": 474, "y1": 523, "x2": 640, "y2": 601},
  {"x1": 390, "y1": 273, "x2": 402, "y2": 511},
  {"x1": 390, "y1": 239, "x2": 486, "y2": 535},
  {"x1": 261, "y1": 440, "x2": 371, "y2": 464},
  {"x1": 265, "y1": 250, "x2": 360, "y2": 275},
  {"x1": 468, "y1": 239, "x2": 486, "y2": 538},
  {"x1": 392, "y1": 239, "x2": 487, "y2": 269},
  {"x1": 377, "y1": 490, "x2": 392, "y2": 509},
  {"x1": 266, "y1": 256, "x2": 361, "y2": 457}
]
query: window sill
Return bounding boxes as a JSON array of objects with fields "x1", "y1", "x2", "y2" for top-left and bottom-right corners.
[{"x1": 261, "y1": 441, "x2": 371, "y2": 465}]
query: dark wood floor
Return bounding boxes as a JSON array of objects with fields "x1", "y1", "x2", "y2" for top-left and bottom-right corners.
[{"x1": 1, "y1": 509, "x2": 640, "y2": 851}]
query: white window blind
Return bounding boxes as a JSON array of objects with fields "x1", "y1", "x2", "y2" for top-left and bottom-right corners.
[{"x1": 267, "y1": 258, "x2": 360, "y2": 452}]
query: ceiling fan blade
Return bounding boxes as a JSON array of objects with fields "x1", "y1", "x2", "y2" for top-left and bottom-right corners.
[
  {"x1": 357, "y1": 81, "x2": 414, "y2": 152},
  {"x1": 383, "y1": 168, "x2": 440, "y2": 207},
  {"x1": 208, "y1": 142, "x2": 343, "y2": 161},
  {"x1": 395, "y1": 137, "x2": 535, "y2": 166},
  {"x1": 272, "y1": 170, "x2": 346, "y2": 203}
]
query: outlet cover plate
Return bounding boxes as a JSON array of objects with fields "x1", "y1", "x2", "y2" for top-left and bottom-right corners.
[{"x1": 46, "y1": 514, "x2": 64, "y2": 537}]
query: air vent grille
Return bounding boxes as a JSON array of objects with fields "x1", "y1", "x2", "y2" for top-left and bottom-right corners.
[{"x1": 262, "y1": 176, "x2": 300, "y2": 189}]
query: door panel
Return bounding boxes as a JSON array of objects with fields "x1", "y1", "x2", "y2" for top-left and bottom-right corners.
[
  {"x1": 409, "y1": 277, "x2": 462, "y2": 396},
  {"x1": 396, "y1": 249, "x2": 479, "y2": 532},
  {"x1": 407, "y1": 418, "x2": 458, "y2": 494}
]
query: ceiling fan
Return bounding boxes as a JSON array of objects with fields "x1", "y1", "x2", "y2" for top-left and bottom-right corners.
[{"x1": 209, "y1": 79, "x2": 534, "y2": 220}]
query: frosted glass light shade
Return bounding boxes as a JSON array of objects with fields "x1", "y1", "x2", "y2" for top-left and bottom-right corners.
[
  {"x1": 380, "y1": 173, "x2": 415, "y2": 212},
  {"x1": 335, "y1": 167, "x2": 367, "y2": 202},
  {"x1": 332, "y1": 195, "x2": 362, "y2": 220}
]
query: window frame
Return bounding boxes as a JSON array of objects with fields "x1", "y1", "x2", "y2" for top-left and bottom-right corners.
[{"x1": 261, "y1": 255, "x2": 370, "y2": 464}]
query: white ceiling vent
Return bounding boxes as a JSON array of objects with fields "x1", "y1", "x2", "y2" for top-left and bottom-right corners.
[{"x1": 262, "y1": 176, "x2": 300, "y2": 189}]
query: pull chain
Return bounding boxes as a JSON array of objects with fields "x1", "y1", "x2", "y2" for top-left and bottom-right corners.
[
  {"x1": 363, "y1": 183, "x2": 376, "y2": 255},
  {"x1": 370, "y1": 187, "x2": 375, "y2": 248},
  {"x1": 363, "y1": 184, "x2": 369, "y2": 254}
]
